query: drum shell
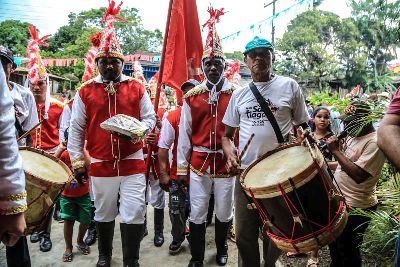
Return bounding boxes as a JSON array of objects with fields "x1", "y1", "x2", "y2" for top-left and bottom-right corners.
[
  {"x1": 20, "y1": 147, "x2": 72, "y2": 235},
  {"x1": 240, "y1": 144, "x2": 348, "y2": 253}
]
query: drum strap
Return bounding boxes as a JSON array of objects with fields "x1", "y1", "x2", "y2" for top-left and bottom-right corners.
[{"x1": 249, "y1": 82, "x2": 285, "y2": 144}]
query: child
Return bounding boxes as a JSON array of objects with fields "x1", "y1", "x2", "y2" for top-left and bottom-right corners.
[
  {"x1": 307, "y1": 106, "x2": 334, "y2": 267},
  {"x1": 55, "y1": 128, "x2": 91, "y2": 262}
]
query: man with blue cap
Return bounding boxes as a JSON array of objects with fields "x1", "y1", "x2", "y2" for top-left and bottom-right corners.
[{"x1": 222, "y1": 36, "x2": 310, "y2": 267}]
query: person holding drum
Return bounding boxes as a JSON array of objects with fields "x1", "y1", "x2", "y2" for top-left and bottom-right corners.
[
  {"x1": 0, "y1": 57, "x2": 27, "y2": 256},
  {"x1": 177, "y1": 7, "x2": 237, "y2": 267},
  {"x1": 1, "y1": 45, "x2": 39, "y2": 267},
  {"x1": 326, "y1": 100, "x2": 386, "y2": 267},
  {"x1": 67, "y1": 2, "x2": 156, "y2": 266},
  {"x1": 222, "y1": 36, "x2": 310, "y2": 267},
  {"x1": 26, "y1": 25, "x2": 63, "y2": 253}
]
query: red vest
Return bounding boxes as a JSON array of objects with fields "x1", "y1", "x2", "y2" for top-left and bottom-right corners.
[
  {"x1": 32, "y1": 99, "x2": 64, "y2": 151},
  {"x1": 184, "y1": 86, "x2": 234, "y2": 177},
  {"x1": 78, "y1": 79, "x2": 146, "y2": 177},
  {"x1": 166, "y1": 107, "x2": 181, "y2": 180}
]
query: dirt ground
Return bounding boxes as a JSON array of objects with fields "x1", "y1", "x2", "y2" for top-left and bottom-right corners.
[{"x1": 0, "y1": 206, "x2": 381, "y2": 267}]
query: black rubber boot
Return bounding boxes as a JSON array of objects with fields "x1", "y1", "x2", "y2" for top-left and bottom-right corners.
[
  {"x1": 142, "y1": 213, "x2": 148, "y2": 239},
  {"x1": 153, "y1": 208, "x2": 164, "y2": 247},
  {"x1": 215, "y1": 217, "x2": 232, "y2": 266},
  {"x1": 120, "y1": 223, "x2": 144, "y2": 267},
  {"x1": 187, "y1": 222, "x2": 206, "y2": 267},
  {"x1": 96, "y1": 221, "x2": 115, "y2": 267},
  {"x1": 85, "y1": 205, "x2": 97, "y2": 246}
]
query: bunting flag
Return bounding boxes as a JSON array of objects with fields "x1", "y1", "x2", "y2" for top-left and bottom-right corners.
[{"x1": 161, "y1": 0, "x2": 203, "y2": 105}]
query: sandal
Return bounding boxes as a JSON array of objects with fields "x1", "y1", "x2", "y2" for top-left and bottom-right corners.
[
  {"x1": 76, "y1": 243, "x2": 91, "y2": 255},
  {"x1": 228, "y1": 224, "x2": 236, "y2": 243},
  {"x1": 306, "y1": 258, "x2": 319, "y2": 267},
  {"x1": 63, "y1": 252, "x2": 73, "y2": 262}
]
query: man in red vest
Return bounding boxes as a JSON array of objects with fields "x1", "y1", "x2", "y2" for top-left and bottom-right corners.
[
  {"x1": 177, "y1": 7, "x2": 237, "y2": 267},
  {"x1": 67, "y1": 2, "x2": 156, "y2": 266}
]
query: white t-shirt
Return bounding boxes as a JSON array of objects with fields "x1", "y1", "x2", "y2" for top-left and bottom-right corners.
[
  {"x1": 222, "y1": 75, "x2": 309, "y2": 169},
  {"x1": 10, "y1": 82, "x2": 38, "y2": 132}
]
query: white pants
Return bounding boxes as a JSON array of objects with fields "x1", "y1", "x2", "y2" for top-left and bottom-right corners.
[
  {"x1": 189, "y1": 170, "x2": 235, "y2": 224},
  {"x1": 91, "y1": 174, "x2": 146, "y2": 224},
  {"x1": 147, "y1": 173, "x2": 166, "y2": 209}
]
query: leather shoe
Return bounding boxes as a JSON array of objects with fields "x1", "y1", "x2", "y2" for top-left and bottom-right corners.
[
  {"x1": 30, "y1": 232, "x2": 40, "y2": 243},
  {"x1": 39, "y1": 232, "x2": 52, "y2": 252},
  {"x1": 96, "y1": 255, "x2": 111, "y2": 267},
  {"x1": 188, "y1": 261, "x2": 203, "y2": 267},
  {"x1": 85, "y1": 227, "x2": 97, "y2": 246},
  {"x1": 216, "y1": 253, "x2": 228, "y2": 266},
  {"x1": 153, "y1": 231, "x2": 164, "y2": 247}
]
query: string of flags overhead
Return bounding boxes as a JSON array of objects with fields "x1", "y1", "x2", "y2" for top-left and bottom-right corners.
[{"x1": 220, "y1": 0, "x2": 314, "y2": 44}]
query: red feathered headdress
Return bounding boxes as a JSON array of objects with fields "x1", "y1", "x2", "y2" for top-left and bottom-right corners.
[
  {"x1": 27, "y1": 25, "x2": 51, "y2": 84},
  {"x1": 224, "y1": 60, "x2": 241, "y2": 85},
  {"x1": 82, "y1": 32, "x2": 102, "y2": 82},
  {"x1": 202, "y1": 6, "x2": 225, "y2": 60},
  {"x1": 96, "y1": 0, "x2": 127, "y2": 61}
]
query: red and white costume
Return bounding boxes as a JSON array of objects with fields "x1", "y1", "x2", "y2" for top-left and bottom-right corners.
[
  {"x1": 68, "y1": 74, "x2": 156, "y2": 223},
  {"x1": 177, "y1": 79, "x2": 236, "y2": 224},
  {"x1": 31, "y1": 98, "x2": 64, "y2": 154}
]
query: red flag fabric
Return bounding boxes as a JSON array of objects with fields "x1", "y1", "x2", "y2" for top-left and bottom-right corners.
[{"x1": 161, "y1": 0, "x2": 203, "y2": 105}]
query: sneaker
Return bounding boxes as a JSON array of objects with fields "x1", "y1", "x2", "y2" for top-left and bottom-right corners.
[{"x1": 169, "y1": 241, "x2": 183, "y2": 255}]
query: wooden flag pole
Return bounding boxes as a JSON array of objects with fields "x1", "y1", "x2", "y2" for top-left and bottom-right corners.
[{"x1": 145, "y1": 0, "x2": 174, "y2": 180}]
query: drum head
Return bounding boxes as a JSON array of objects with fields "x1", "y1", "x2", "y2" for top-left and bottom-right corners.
[
  {"x1": 19, "y1": 148, "x2": 71, "y2": 184},
  {"x1": 244, "y1": 145, "x2": 314, "y2": 189}
]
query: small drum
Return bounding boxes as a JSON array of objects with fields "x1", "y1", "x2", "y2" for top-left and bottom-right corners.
[
  {"x1": 19, "y1": 147, "x2": 72, "y2": 235},
  {"x1": 240, "y1": 143, "x2": 348, "y2": 253}
]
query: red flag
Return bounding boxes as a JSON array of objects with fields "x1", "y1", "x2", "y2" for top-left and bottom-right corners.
[{"x1": 161, "y1": 0, "x2": 203, "y2": 105}]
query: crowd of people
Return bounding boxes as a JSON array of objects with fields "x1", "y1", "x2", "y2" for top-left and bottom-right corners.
[{"x1": 1, "y1": 1, "x2": 400, "y2": 267}]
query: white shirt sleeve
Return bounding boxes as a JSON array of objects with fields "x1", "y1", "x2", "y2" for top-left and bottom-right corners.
[
  {"x1": 177, "y1": 100, "x2": 192, "y2": 175},
  {"x1": 222, "y1": 93, "x2": 240, "y2": 128},
  {"x1": 140, "y1": 90, "x2": 156, "y2": 131},
  {"x1": 158, "y1": 117, "x2": 175, "y2": 149},
  {"x1": 22, "y1": 90, "x2": 39, "y2": 132},
  {"x1": 0, "y1": 64, "x2": 26, "y2": 214},
  {"x1": 291, "y1": 85, "x2": 310, "y2": 126},
  {"x1": 59, "y1": 105, "x2": 71, "y2": 143},
  {"x1": 67, "y1": 93, "x2": 86, "y2": 164}
]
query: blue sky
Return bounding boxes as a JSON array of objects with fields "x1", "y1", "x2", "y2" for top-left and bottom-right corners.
[{"x1": 0, "y1": 0, "x2": 351, "y2": 52}]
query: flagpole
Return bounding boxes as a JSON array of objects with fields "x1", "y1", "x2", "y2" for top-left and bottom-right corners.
[{"x1": 145, "y1": 0, "x2": 174, "y2": 179}]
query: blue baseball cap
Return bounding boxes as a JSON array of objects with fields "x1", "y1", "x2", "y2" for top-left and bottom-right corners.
[{"x1": 243, "y1": 36, "x2": 274, "y2": 55}]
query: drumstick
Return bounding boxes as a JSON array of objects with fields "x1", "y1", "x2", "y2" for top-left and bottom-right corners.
[
  {"x1": 17, "y1": 118, "x2": 44, "y2": 142},
  {"x1": 239, "y1": 133, "x2": 255, "y2": 161}
]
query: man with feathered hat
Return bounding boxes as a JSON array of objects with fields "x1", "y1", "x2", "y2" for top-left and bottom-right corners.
[
  {"x1": 26, "y1": 25, "x2": 64, "y2": 253},
  {"x1": 176, "y1": 7, "x2": 237, "y2": 266},
  {"x1": 67, "y1": 1, "x2": 156, "y2": 266}
]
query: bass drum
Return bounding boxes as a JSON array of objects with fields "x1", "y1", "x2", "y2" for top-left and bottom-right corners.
[
  {"x1": 240, "y1": 143, "x2": 348, "y2": 253},
  {"x1": 19, "y1": 147, "x2": 72, "y2": 235}
]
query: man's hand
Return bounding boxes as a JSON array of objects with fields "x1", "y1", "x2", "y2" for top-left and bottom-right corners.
[
  {"x1": 159, "y1": 173, "x2": 170, "y2": 192},
  {"x1": 226, "y1": 151, "x2": 240, "y2": 175},
  {"x1": 0, "y1": 213, "x2": 26, "y2": 247},
  {"x1": 155, "y1": 115, "x2": 162, "y2": 129},
  {"x1": 144, "y1": 133, "x2": 157, "y2": 145},
  {"x1": 177, "y1": 175, "x2": 189, "y2": 192},
  {"x1": 325, "y1": 135, "x2": 340, "y2": 153},
  {"x1": 74, "y1": 167, "x2": 88, "y2": 185},
  {"x1": 296, "y1": 127, "x2": 310, "y2": 144}
]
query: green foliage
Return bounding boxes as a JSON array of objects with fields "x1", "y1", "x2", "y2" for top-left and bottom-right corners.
[
  {"x1": 351, "y1": 170, "x2": 400, "y2": 262},
  {"x1": 0, "y1": 20, "x2": 32, "y2": 56},
  {"x1": 225, "y1": 51, "x2": 244, "y2": 62},
  {"x1": 349, "y1": 0, "x2": 400, "y2": 77},
  {"x1": 308, "y1": 89, "x2": 350, "y2": 112}
]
